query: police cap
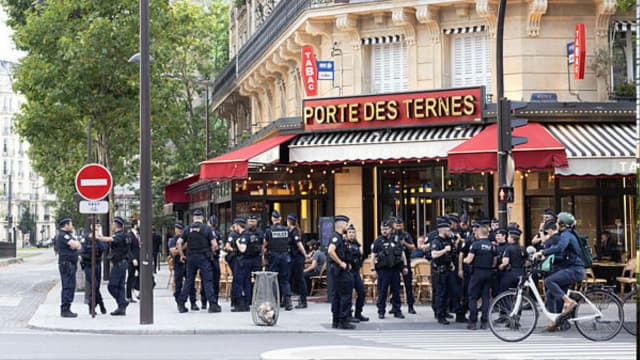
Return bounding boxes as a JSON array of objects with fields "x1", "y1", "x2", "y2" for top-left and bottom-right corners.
[
  {"x1": 477, "y1": 218, "x2": 490, "y2": 226},
  {"x1": 249, "y1": 214, "x2": 258, "y2": 220},
  {"x1": 346, "y1": 224, "x2": 356, "y2": 231},
  {"x1": 380, "y1": 220, "x2": 391, "y2": 228},
  {"x1": 193, "y1": 209, "x2": 204, "y2": 217},
  {"x1": 271, "y1": 210, "x2": 281, "y2": 219},
  {"x1": 542, "y1": 220, "x2": 556, "y2": 231},
  {"x1": 233, "y1": 216, "x2": 247, "y2": 226},
  {"x1": 209, "y1": 215, "x2": 218, "y2": 226},
  {"x1": 334, "y1": 215, "x2": 349, "y2": 223},
  {"x1": 394, "y1": 217, "x2": 403, "y2": 224},
  {"x1": 287, "y1": 213, "x2": 297, "y2": 222},
  {"x1": 58, "y1": 216, "x2": 72, "y2": 227},
  {"x1": 437, "y1": 221, "x2": 451, "y2": 229},
  {"x1": 491, "y1": 218, "x2": 499, "y2": 224},
  {"x1": 448, "y1": 214, "x2": 460, "y2": 224},
  {"x1": 114, "y1": 216, "x2": 125, "y2": 227},
  {"x1": 175, "y1": 223, "x2": 185, "y2": 230},
  {"x1": 508, "y1": 228, "x2": 522, "y2": 237},
  {"x1": 496, "y1": 229, "x2": 508, "y2": 236}
]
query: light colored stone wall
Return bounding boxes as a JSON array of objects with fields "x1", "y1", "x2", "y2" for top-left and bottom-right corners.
[{"x1": 334, "y1": 167, "x2": 363, "y2": 243}]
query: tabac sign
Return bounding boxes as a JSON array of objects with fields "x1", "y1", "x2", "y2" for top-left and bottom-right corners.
[{"x1": 303, "y1": 87, "x2": 484, "y2": 131}]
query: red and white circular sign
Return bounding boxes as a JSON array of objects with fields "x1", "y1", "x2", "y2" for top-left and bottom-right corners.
[{"x1": 75, "y1": 163, "x2": 113, "y2": 201}]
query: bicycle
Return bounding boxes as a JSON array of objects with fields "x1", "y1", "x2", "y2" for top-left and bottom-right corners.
[
  {"x1": 488, "y1": 247, "x2": 624, "y2": 342},
  {"x1": 621, "y1": 286, "x2": 637, "y2": 336}
]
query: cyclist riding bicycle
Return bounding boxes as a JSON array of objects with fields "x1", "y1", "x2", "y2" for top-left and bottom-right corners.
[{"x1": 533, "y1": 212, "x2": 585, "y2": 332}]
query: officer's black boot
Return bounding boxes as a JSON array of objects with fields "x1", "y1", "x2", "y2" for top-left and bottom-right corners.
[
  {"x1": 231, "y1": 299, "x2": 245, "y2": 312},
  {"x1": 347, "y1": 311, "x2": 360, "y2": 323},
  {"x1": 61, "y1": 307, "x2": 77, "y2": 318},
  {"x1": 110, "y1": 306, "x2": 126, "y2": 316},
  {"x1": 337, "y1": 317, "x2": 356, "y2": 330},
  {"x1": 208, "y1": 302, "x2": 221, "y2": 313},
  {"x1": 190, "y1": 302, "x2": 200, "y2": 311},
  {"x1": 456, "y1": 313, "x2": 468, "y2": 323},
  {"x1": 201, "y1": 301, "x2": 207, "y2": 310},
  {"x1": 284, "y1": 297, "x2": 293, "y2": 311},
  {"x1": 332, "y1": 316, "x2": 339, "y2": 329},
  {"x1": 355, "y1": 312, "x2": 369, "y2": 322},
  {"x1": 295, "y1": 302, "x2": 307, "y2": 309},
  {"x1": 408, "y1": 305, "x2": 416, "y2": 314},
  {"x1": 177, "y1": 303, "x2": 189, "y2": 313},
  {"x1": 437, "y1": 316, "x2": 450, "y2": 325},
  {"x1": 98, "y1": 301, "x2": 107, "y2": 315}
]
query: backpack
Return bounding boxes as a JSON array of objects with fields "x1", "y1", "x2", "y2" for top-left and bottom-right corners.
[{"x1": 570, "y1": 229, "x2": 593, "y2": 268}]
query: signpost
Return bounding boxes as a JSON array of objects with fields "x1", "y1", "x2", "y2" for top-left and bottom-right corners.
[{"x1": 75, "y1": 163, "x2": 112, "y2": 318}]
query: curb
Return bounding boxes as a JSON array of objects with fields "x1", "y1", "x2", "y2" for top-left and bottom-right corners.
[
  {"x1": 26, "y1": 323, "x2": 334, "y2": 335},
  {"x1": 0, "y1": 257, "x2": 23, "y2": 267}
]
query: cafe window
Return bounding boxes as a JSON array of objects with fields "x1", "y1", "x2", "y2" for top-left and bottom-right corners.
[
  {"x1": 265, "y1": 180, "x2": 296, "y2": 196},
  {"x1": 525, "y1": 171, "x2": 555, "y2": 191},
  {"x1": 451, "y1": 31, "x2": 492, "y2": 94},
  {"x1": 234, "y1": 180, "x2": 264, "y2": 196},
  {"x1": 559, "y1": 177, "x2": 596, "y2": 190},
  {"x1": 370, "y1": 40, "x2": 407, "y2": 94}
]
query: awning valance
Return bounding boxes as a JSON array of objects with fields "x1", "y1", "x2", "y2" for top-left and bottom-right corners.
[
  {"x1": 200, "y1": 134, "x2": 295, "y2": 181},
  {"x1": 447, "y1": 123, "x2": 568, "y2": 173},
  {"x1": 546, "y1": 123, "x2": 635, "y2": 176},
  {"x1": 164, "y1": 174, "x2": 199, "y2": 203},
  {"x1": 289, "y1": 126, "x2": 482, "y2": 165}
]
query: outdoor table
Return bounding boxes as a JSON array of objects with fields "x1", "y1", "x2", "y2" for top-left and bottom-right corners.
[{"x1": 592, "y1": 262, "x2": 625, "y2": 291}]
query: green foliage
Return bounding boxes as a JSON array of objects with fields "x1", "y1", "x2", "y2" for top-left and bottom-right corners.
[
  {"x1": 613, "y1": 82, "x2": 636, "y2": 97},
  {"x1": 616, "y1": 0, "x2": 635, "y2": 12},
  {"x1": 17, "y1": 204, "x2": 35, "y2": 237},
  {"x1": 2, "y1": 0, "x2": 230, "y2": 228}
]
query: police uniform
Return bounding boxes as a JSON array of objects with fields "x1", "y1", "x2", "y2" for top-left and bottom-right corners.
[
  {"x1": 288, "y1": 214, "x2": 308, "y2": 309},
  {"x1": 168, "y1": 224, "x2": 197, "y2": 307},
  {"x1": 393, "y1": 218, "x2": 416, "y2": 314},
  {"x1": 346, "y1": 224, "x2": 368, "y2": 322},
  {"x1": 372, "y1": 221, "x2": 405, "y2": 319},
  {"x1": 499, "y1": 229, "x2": 525, "y2": 293},
  {"x1": 107, "y1": 216, "x2": 130, "y2": 315},
  {"x1": 55, "y1": 217, "x2": 79, "y2": 318},
  {"x1": 225, "y1": 227, "x2": 240, "y2": 307},
  {"x1": 492, "y1": 229, "x2": 508, "y2": 297},
  {"x1": 447, "y1": 218, "x2": 466, "y2": 323},
  {"x1": 430, "y1": 220, "x2": 456, "y2": 324},
  {"x1": 459, "y1": 223, "x2": 478, "y2": 319},
  {"x1": 467, "y1": 236, "x2": 497, "y2": 329},
  {"x1": 126, "y1": 221, "x2": 140, "y2": 302},
  {"x1": 265, "y1": 211, "x2": 292, "y2": 310},
  {"x1": 232, "y1": 217, "x2": 261, "y2": 312},
  {"x1": 327, "y1": 215, "x2": 355, "y2": 329},
  {"x1": 207, "y1": 215, "x2": 222, "y2": 311},
  {"x1": 176, "y1": 211, "x2": 219, "y2": 313},
  {"x1": 81, "y1": 229, "x2": 108, "y2": 314}
]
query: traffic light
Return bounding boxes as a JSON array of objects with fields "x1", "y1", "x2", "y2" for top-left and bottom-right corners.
[
  {"x1": 498, "y1": 98, "x2": 528, "y2": 149},
  {"x1": 498, "y1": 186, "x2": 514, "y2": 203}
]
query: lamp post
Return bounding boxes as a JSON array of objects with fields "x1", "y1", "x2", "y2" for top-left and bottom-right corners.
[{"x1": 496, "y1": 0, "x2": 509, "y2": 229}]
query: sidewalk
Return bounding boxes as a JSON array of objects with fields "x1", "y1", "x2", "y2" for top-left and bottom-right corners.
[
  {"x1": 28, "y1": 267, "x2": 431, "y2": 335},
  {"x1": 0, "y1": 257, "x2": 22, "y2": 267}
]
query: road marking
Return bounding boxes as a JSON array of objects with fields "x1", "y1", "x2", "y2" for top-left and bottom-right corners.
[{"x1": 80, "y1": 179, "x2": 107, "y2": 186}]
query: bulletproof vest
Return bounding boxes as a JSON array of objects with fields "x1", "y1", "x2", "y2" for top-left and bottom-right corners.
[
  {"x1": 268, "y1": 224, "x2": 289, "y2": 253},
  {"x1": 110, "y1": 231, "x2": 129, "y2": 262},
  {"x1": 247, "y1": 230, "x2": 262, "y2": 257},
  {"x1": 509, "y1": 244, "x2": 525, "y2": 268},
  {"x1": 349, "y1": 240, "x2": 363, "y2": 269},
  {"x1": 56, "y1": 230, "x2": 77, "y2": 263},
  {"x1": 472, "y1": 239, "x2": 495, "y2": 269},
  {"x1": 376, "y1": 237, "x2": 403, "y2": 270},
  {"x1": 496, "y1": 242, "x2": 507, "y2": 263},
  {"x1": 395, "y1": 231, "x2": 412, "y2": 258},
  {"x1": 432, "y1": 236, "x2": 452, "y2": 267},
  {"x1": 334, "y1": 234, "x2": 352, "y2": 264},
  {"x1": 186, "y1": 223, "x2": 209, "y2": 254}
]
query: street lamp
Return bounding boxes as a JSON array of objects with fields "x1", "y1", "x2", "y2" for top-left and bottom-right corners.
[{"x1": 161, "y1": 73, "x2": 214, "y2": 159}]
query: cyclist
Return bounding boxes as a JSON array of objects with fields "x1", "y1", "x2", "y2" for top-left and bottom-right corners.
[{"x1": 534, "y1": 212, "x2": 585, "y2": 332}]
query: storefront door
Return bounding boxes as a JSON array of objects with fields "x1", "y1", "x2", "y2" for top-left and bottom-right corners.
[{"x1": 407, "y1": 193, "x2": 488, "y2": 238}]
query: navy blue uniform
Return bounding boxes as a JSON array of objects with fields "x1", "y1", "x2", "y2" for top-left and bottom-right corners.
[
  {"x1": 225, "y1": 230, "x2": 239, "y2": 306},
  {"x1": 265, "y1": 223, "x2": 292, "y2": 303},
  {"x1": 208, "y1": 228, "x2": 222, "y2": 306},
  {"x1": 108, "y1": 230, "x2": 130, "y2": 310},
  {"x1": 168, "y1": 236, "x2": 196, "y2": 304},
  {"x1": 430, "y1": 235, "x2": 458, "y2": 321},
  {"x1": 81, "y1": 235, "x2": 108, "y2": 308},
  {"x1": 499, "y1": 243, "x2": 525, "y2": 293},
  {"x1": 395, "y1": 230, "x2": 415, "y2": 308},
  {"x1": 348, "y1": 238, "x2": 366, "y2": 317},
  {"x1": 177, "y1": 222, "x2": 218, "y2": 307},
  {"x1": 372, "y1": 234, "x2": 404, "y2": 316},
  {"x1": 56, "y1": 229, "x2": 79, "y2": 312},
  {"x1": 126, "y1": 230, "x2": 140, "y2": 300},
  {"x1": 328, "y1": 232, "x2": 354, "y2": 322},
  {"x1": 492, "y1": 241, "x2": 508, "y2": 297},
  {"x1": 467, "y1": 238, "x2": 496, "y2": 325},
  {"x1": 233, "y1": 229, "x2": 261, "y2": 307},
  {"x1": 459, "y1": 234, "x2": 476, "y2": 315},
  {"x1": 289, "y1": 227, "x2": 307, "y2": 305}
]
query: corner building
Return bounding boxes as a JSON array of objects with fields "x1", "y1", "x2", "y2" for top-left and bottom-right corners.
[{"x1": 164, "y1": 0, "x2": 636, "y2": 258}]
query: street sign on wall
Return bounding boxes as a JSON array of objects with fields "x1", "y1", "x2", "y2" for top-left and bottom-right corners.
[
  {"x1": 301, "y1": 46, "x2": 318, "y2": 96},
  {"x1": 574, "y1": 24, "x2": 585, "y2": 79},
  {"x1": 316, "y1": 60, "x2": 334, "y2": 80},
  {"x1": 75, "y1": 163, "x2": 113, "y2": 201}
]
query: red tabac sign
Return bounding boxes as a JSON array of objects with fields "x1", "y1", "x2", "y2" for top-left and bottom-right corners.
[
  {"x1": 301, "y1": 46, "x2": 318, "y2": 97},
  {"x1": 303, "y1": 87, "x2": 484, "y2": 131},
  {"x1": 574, "y1": 23, "x2": 585, "y2": 80}
]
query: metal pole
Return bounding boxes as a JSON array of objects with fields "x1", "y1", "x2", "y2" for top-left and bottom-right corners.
[
  {"x1": 87, "y1": 119, "x2": 92, "y2": 162},
  {"x1": 205, "y1": 85, "x2": 210, "y2": 159},
  {"x1": 139, "y1": 0, "x2": 153, "y2": 325},
  {"x1": 496, "y1": 0, "x2": 509, "y2": 229},
  {"x1": 91, "y1": 214, "x2": 96, "y2": 318}
]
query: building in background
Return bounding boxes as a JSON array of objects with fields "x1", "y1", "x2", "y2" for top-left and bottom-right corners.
[{"x1": 0, "y1": 60, "x2": 57, "y2": 247}]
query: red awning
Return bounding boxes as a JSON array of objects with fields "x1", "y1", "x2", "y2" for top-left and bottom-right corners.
[
  {"x1": 199, "y1": 134, "x2": 295, "y2": 181},
  {"x1": 164, "y1": 174, "x2": 199, "y2": 203},
  {"x1": 447, "y1": 123, "x2": 568, "y2": 173}
]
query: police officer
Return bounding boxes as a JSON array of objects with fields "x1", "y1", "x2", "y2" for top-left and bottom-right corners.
[
  {"x1": 287, "y1": 214, "x2": 308, "y2": 309},
  {"x1": 264, "y1": 210, "x2": 293, "y2": 310},
  {"x1": 206, "y1": 215, "x2": 223, "y2": 311},
  {"x1": 175, "y1": 209, "x2": 220, "y2": 313},
  {"x1": 463, "y1": 224, "x2": 497, "y2": 330},
  {"x1": 125, "y1": 219, "x2": 140, "y2": 303},
  {"x1": 55, "y1": 217, "x2": 81, "y2": 318},
  {"x1": 492, "y1": 228, "x2": 508, "y2": 297},
  {"x1": 430, "y1": 218, "x2": 455, "y2": 324},
  {"x1": 97, "y1": 216, "x2": 129, "y2": 316},
  {"x1": 371, "y1": 220, "x2": 408, "y2": 320},
  {"x1": 232, "y1": 216, "x2": 260, "y2": 312},
  {"x1": 81, "y1": 222, "x2": 108, "y2": 315},
  {"x1": 346, "y1": 224, "x2": 369, "y2": 322},
  {"x1": 327, "y1": 215, "x2": 355, "y2": 330},
  {"x1": 448, "y1": 214, "x2": 466, "y2": 323},
  {"x1": 247, "y1": 214, "x2": 264, "y2": 274},
  {"x1": 225, "y1": 222, "x2": 240, "y2": 309},
  {"x1": 392, "y1": 217, "x2": 416, "y2": 314},
  {"x1": 499, "y1": 228, "x2": 525, "y2": 293},
  {"x1": 458, "y1": 221, "x2": 479, "y2": 322},
  {"x1": 167, "y1": 223, "x2": 197, "y2": 309}
]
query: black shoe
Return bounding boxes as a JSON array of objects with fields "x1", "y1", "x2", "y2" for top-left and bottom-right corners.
[
  {"x1": 438, "y1": 317, "x2": 450, "y2": 325},
  {"x1": 337, "y1": 318, "x2": 356, "y2": 330},
  {"x1": 455, "y1": 314, "x2": 468, "y2": 323},
  {"x1": 208, "y1": 303, "x2": 221, "y2": 313},
  {"x1": 295, "y1": 303, "x2": 307, "y2": 309},
  {"x1": 378, "y1": 313, "x2": 385, "y2": 319},
  {"x1": 284, "y1": 299, "x2": 293, "y2": 311},
  {"x1": 231, "y1": 300, "x2": 248, "y2": 312},
  {"x1": 356, "y1": 313, "x2": 369, "y2": 322},
  {"x1": 408, "y1": 306, "x2": 416, "y2": 314},
  {"x1": 347, "y1": 316, "x2": 360, "y2": 323},
  {"x1": 98, "y1": 302, "x2": 107, "y2": 315},
  {"x1": 446, "y1": 313, "x2": 454, "y2": 319},
  {"x1": 467, "y1": 322, "x2": 477, "y2": 330},
  {"x1": 61, "y1": 309, "x2": 77, "y2": 318},
  {"x1": 177, "y1": 303, "x2": 189, "y2": 313},
  {"x1": 201, "y1": 302, "x2": 207, "y2": 310},
  {"x1": 332, "y1": 319, "x2": 339, "y2": 329},
  {"x1": 394, "y1": 312, "x2": 405, "y2": 319},
  {"x1": 88, "y1": 304, "x2": 94, "y2": 315},
  {"x1": 110, "y1": 307, "x2": 126, "y2": 316},
  {"x1": 190, "y1": 303, "x2": 200, "y2": 311},
  {"x1": 480, "y1": 322, "x2": 488, "y2": 330}
]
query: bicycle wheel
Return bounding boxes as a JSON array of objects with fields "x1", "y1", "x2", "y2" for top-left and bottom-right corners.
[
  {"x1": 622, "y1": 289, "x2": 637, "y2": 336},
  {"x1": 574, "y1": 289, "x2": 624, "y2": 341},
  {"x1": 488, "y1": 290, "x2": 538, "y2": 342}
]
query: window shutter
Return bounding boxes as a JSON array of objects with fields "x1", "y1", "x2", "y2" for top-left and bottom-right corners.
[
  {"x1": 451, "y1": 32, "x2": 492, "y2": 94},
  {"x1": 371, "y1": 40, "x2": 408, "y2": 94}
]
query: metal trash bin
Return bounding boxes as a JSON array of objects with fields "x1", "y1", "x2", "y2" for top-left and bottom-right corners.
[{"x1": 251, "y1": 271, "x2": 280, "y2": 326}]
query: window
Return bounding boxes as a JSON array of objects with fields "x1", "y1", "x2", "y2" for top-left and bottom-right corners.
[
  {"x1": 370, "y1": 40, "x2": 408, "y2": 94},
  {"x1": 451, "y1": 31, "x2": 492, "y2": 94},
  {"x1": 610, "y1": 23, "x2": 637, "y2": 98}
]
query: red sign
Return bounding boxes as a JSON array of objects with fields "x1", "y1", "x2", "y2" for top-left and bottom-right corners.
[
  {"x1": 75, "y1": 163, "x2": 113, "y2": 201},
  {"x1": 574, "y1": 23, "x2": 585, "y2": 80},
  {"x1": 301, "y1": 46, "x2": 318, "y2": 97},
  {"x1": 303, "y1": 87, "x2": 484, "y2": 131}
]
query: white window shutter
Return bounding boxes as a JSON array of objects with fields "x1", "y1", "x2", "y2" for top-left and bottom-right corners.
[
  {"x1": 371, "y1": 40, "x2": 408, "y2": 94},
  {"x1": 451, "y1": 32, "x2": 492, "y2": 94}
]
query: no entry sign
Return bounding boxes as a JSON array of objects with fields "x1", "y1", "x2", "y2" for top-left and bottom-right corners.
[{"x1": 75, "y1": 163, "x2": 113, "y2": 201}]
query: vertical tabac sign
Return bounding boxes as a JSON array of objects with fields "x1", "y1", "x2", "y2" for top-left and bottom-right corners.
[
  {"x1": 574, "y1": 23, "x2": 585, "y2": 80},
  {"x1": 301, "y1": 46, "x2": 318, "y2": 97}
]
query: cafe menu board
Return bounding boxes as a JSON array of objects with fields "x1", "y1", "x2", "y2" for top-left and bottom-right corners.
[{"x1": 318, "y1": 217, "x2": 334, "y2": 249}]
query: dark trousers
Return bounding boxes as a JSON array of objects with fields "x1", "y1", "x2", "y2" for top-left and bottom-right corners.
[
  {"x1": 468, "y1": 269, "x2": 493, "y2": 323},
  {"x1": 178, "y1": 253, "x2": 217, "y2": 305},
  {"x1": 108, "y1": 260, "x2": 128, "y2": 308},
  {"x1": 350, "y1": 267, "x2": 365, "y2": 315},
  {"x1": 58, "y1": 261, "x2": 77, "y2": 310},
  {"x1": 376, "y1": 268, "x2": 401, "y2": 315},
  {"x1": 446, "y1": 270, "x2": 463, "y2": 315},
  {"x1": 268, "y1": 252, "x2": 292, "y2": 300},
  {"x1": 291, "y1": 253, "x2": 307, "y2": 304},
  {"x1": 544, "y1": 267, "x2": 585, "y2": 306},
  {"x1": 500, "y1": 268, "x2": 523, "y2": 294},
  {"x1": 172, "y1": 259, "x2": 196, "y2": 304},
  {"x1": 126, "y1": 262, "x2": 139, "y2": 298},
  {"x1": 232, "y1": 255, "x2": 259, "y2": 305},
  {"x1": 199, "y1": 258, "x2": 221, "y2": 305},
  {"x1": 328, "y1": 265, "x2": 353, "y2": 319},
  {"x1": 432, "y1": 268, "x2": 456, "y2": 319},
  {"x1": 492, "y1": 271, "x2": 504, "y2": 297},
  {"x1": 153, "y1": 251, "x2": 160, "y2": 272},
  {"x1": 83, "y1": 262, "x2": 103, "y2": 305},
  {"x1": 461, "y1": 265, "x2": 472, "y2": 314},
  {"x1": 402, "y1": 266, "x2": 415, "y2": 306}
]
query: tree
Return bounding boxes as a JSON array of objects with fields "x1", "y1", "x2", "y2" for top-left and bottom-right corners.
[
  {"x1": 616, "y1": 0, "x2": 635, "y2": 11},
  {"x1": 2, "y1": 0, "x2": 229, "y2": 228},
  {"x1": 17, "y1": 204, "x2": 35, "y2": 243}
]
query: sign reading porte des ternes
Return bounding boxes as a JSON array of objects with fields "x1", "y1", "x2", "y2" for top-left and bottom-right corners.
[{"x1": 303, "y1": 87, "x2": 484, "y2": 131}]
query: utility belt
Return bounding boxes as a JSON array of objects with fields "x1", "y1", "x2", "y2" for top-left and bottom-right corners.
[
  {"x1": 432, "y1": 265, "x2": 448, "y2": 274},
  {"x1": 111, "y1": 258, "x2": 128, "y2": 266}
]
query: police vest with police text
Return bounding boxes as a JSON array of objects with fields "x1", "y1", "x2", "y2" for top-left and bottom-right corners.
[
  {"x1": 186, "y1": 223, "x2": 210, "y2": 254},
  {"x1": 269, "y1": 224, "x2": 289, "y2": 253}
]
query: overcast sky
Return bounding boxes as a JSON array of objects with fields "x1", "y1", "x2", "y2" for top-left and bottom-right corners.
[{"x1": 0, "y1": 4, "x2": 24, "y2": 63}]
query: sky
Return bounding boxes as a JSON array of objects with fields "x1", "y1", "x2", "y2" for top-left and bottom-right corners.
[{"x1": 0, "y1": 4, "x2": 24, "y2": 63}]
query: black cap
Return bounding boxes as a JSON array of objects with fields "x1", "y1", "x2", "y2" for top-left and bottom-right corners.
[
  {"x1": 448, "y1": 214, "x2": 460, "y2": 224},
  {"x1": 271, "y1": 210, "x2": 281, "y2": 219},
  {"x1": 193, "y1": 209, "x2": 204, "y2": 217},
  {"x1": 249, "y1": 214, "x2": 258, "y2": 220},
  {"x1": 491, "y1": 218, "x2": 499, "y2": 224},
  {"x1": 346, "y1": 224, "x2": 356, "y2": 231},
  {"x1": 437, "y1": 221, "x2": 451, "y2": 229},
  {"x1": 496, "y1": 229, "x2": 508, "y2": 236},
  {"x1": 334, "y1": 215, "x2": 349, "y2": 223},
  {"x1": 542, "y1": 220, "x2": 556, "y2": 231},
  {"x1": 287, "y1": 213, "x2": 297, "y2": 222},
  {"x1": 175, "y1": 223, "x2": 185, "y2": 230},
  {"x1": 436, "y1": 216, "x2": 449, "y2": 224},
  {"x1": 394, "y1": 217, "x2": 403, "y2": 224},
  {"x1": 58, "y1": 216, "x2": 72, "y2": 227},
  {"x1": 543, "y1": 208, "x2": 557, "y2": 218},
  {"x1": 508, "y1": 228, "x2": 522, "y2": 237},
  {"x1": 471, "y1": 222, "x2": 480, "y2": 229},
  {"x1": 209, "y1": 215, "x2": 217, "y2": 226},
  {"x1": 477, "y1": 218, "x2": 490, "y2": 226},
  {"x1": 233, "y1": 216, "x2": 246, "y2": 226},
  {"x1": 114, "y1": 216, "x2": 125, "y2": 226},
  {"x1": 380, "y1": 220, "x2": 391, "y2": 228}
]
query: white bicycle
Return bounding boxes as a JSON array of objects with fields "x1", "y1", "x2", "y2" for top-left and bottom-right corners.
[{"x1": 488, "y1": 247, "x2": 623, "y2": 342}]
